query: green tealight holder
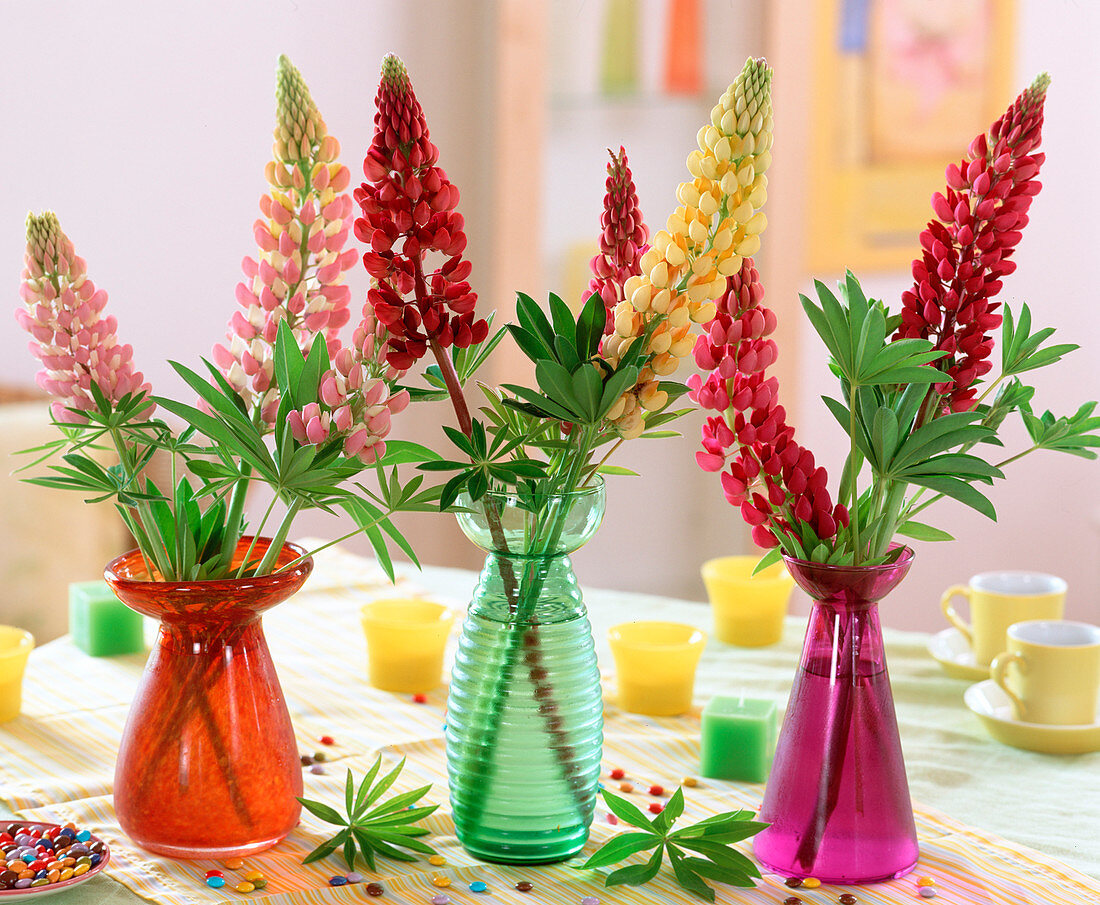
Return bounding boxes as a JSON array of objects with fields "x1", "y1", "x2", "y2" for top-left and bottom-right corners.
[
  {"x1": 700, "y1": 695, "x2": 778, "y2": 783},
  {"x1": 69, "y1": 581, "x2": 145, "y2": 656}
]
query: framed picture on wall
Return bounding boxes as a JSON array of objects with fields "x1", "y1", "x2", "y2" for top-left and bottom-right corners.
[{"x1": 807, "y1": 0, "x2": 1015, "y2": 272}]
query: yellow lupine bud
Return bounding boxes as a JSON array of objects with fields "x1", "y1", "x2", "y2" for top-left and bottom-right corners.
[
  {"x1": 698, "y1": 191, "x2": 719, "y2": 217},
  {"x1": 704, "y1": 125, "x2": 721, "y2": 149},
  {"x1": 292, "y1": 165, "x2": 307, "y2": 190},
  {"x1": 735, "y1": 92, "x2": 746, "y2": 116},
  {"x1": 686, "y1": 281, "x2": 712, "y2": 303},
  {"x1": 668, "y1": 305, "x2": 691, "y2": 329},
  {"x1": 710, "y1": 104, "x2": 724, "y2": 128},
  {"x1": 713, "y1": 136, "x2": 732, "y2": 162},
  {"x1": 288, "y1": 220, "x2": 303, "y2": 243},
  {"x1": 640, "y1": 248, "x2": 660, "y2": 272},
  {"x1": 320, "y1": 187, "x2": 335, "y2": 206},
  {"x1": 720, "y1": 171, "x2": 740, "y2": 196},
  {"x1": 677, "y1": 182, "x2": 701, "y2": 207},
  {"x1": 616, "y1": 307, "x2": 638, "y2": 334},
  {"x1": 740, "y1": 132, "x2": 756, "y2": 156},
  {"x1": 721, "y1": 108, "x2": 737, "y2": 134},
  {"x1": 648, "y1": 330, "x2": 672, "y2": 355},
  {"x1": 686, "y1": 150, "x2": 705, "y2": 178},
  {"x1": 691, "y1": 254, "x2": 714, "y2": 277},
  {"x1": 652, "y1": 354, "x2": 680, "y2": 376},
  {"x1": 731, "y1": 199, "x2": 755, "y2": 223},
  {"x1": 755, "y1": 150, "x2": 773, "y2": 173},
  {"x1": 745, "y1": 211, "x2": 767, "y2": 235},
  {"x1": 717, "y1": 254, "x2": 744, "y2": 276},
  {"x1": 696, "y1": 125, "x2": 709, "y2": 151},
  {"x1": 713, "y1": 228, "x2": 733, "y2": 252},
  {"x1": 688, "y1": 219, "x2": 708, "y2": 244},
  {"x1": 650, "y1": 287, "x2": 672, "y2": 313},
  {"x1": 272, "y1": 189, "x2": 294, "y2": 212},
  {"x1": 664, "y1": 242, "x2": 686, "y2": 267},
  {"x1": 667, "y1": 212, "x2": 688, "y2": 237},
  {"x1": 737, "y1": 109, "x2": 751, "y2": 133},
  {"x1": 749, "y1": 184, "x2": 768, "y2": 207},
  {"x1": 708, "y1": 275, "x2": 728, "y2": 297},
  {"x1": 737, "y1": 162, "x2": 755, "y2": 186},
  {"x1": 629, "y1": 282, "x2": 651, "y2": 312},
  {"x1": 693, "y1": 301, "x2": 718, "y2": 324},
  {"x1": 623, "y1": 274, "x2": 645, "y2": 300},
  {"x1": 750, "y1": 111, "x2": 764, "y2": 134},
  {"x1": 669, "y1": 336, "x2": 696, "y2": 358},
  {"x1": 650, "y1": 260, "x2": 669, "y2": 289},
  {"x1": 606, "y1": 394, "x2": 628, "y2": 422},
  {"x1": 640, "y1": 384, "x2": 668, "y2": 411},
  {"x1": 736, "y1": 234, "x2": 762, "y2": 256},
  {"x1": 700, "y1": 154, "x2": 719, "y2": 180}
]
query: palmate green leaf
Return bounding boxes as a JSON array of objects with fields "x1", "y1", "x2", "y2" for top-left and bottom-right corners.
[
  {"x1": 548, "y1": 291, "x2": 577, "y2": 341},
  {"x1": 600, "y1": 789, "x2": 659, "y2": 831},
  {"x1": 666, "y1": 848, "x2": 716, "y2": 901},
  {"x1": 301, "y1": 830, "x2": 348, "y2": 865},
  {"x1": 605, "y1": 845, "x2": 665, "y2": 888},
  {"x1": 751, "y1": 546, "x2": 784, "y2": 575},
  {"x1": 597, "y1": 464, "x2": 641, "y2": 477},
  {"x1": 652, "y1": 787, "x2": 685, "y2": 834},
  {"x1": 576, "y1": 291, "x2": 605, "y2": 360},
  {"x1": 897, "y1": 453, "x2": 1002, "y2": 481},
  {"x1": 299, "y1": 797, "x2": 345, "y2": 826},
  {"x1": 571, "y1": 364, "x2": 603, "y2": 423},
  {"x1": 515, "y1": 291, "x2": 557, "y2": 354},
  {"x1": 679, "y1": 854, "x2": 760, "y2": 887},
  {"x1": 904, "y1": 474, "x2": 997, "y2": 519},
  {"x1": 897, "y1": 520, "x2": 955, "y2": 542},
  {"x1": 502, "y1": 384, "x2": 577, "y2": 422},
  {"x1": 889, "y1": 411, "x2": 990, "y2": 472},
  {"x1": 581, "y1": 833, "x2": 661, "y2": 870}
]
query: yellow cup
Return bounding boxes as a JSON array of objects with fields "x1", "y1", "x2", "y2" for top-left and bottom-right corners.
[
  {"x1": 360, "y1": 599, "x2": 455, "y2": 693},
  {"x1": 991, "y1": 620, "x2": 1100, "y2": 725},
  {"x1": 701, "y1": 556, "x2": 795, "y2": 647},
  {"x1": 941, "y1": 571, "x2": 1066, "y2": 667},
  {"x1": 0, "y1": 626, "x2": 35, "y2": 723},
  {"x1": 608, "y1": 621, "x2": 706, "y2": 716}
]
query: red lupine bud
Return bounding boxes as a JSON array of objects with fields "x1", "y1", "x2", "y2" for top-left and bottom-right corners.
[{"x1": 751, "y1": 525, "x2": 779, "y2": 549}]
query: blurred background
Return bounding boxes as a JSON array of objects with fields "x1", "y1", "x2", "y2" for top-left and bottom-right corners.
[{"x1": 1, "y1": 0, "x2": 1097, "y2": 642}]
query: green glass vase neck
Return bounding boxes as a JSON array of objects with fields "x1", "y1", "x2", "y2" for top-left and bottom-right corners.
[{"x1": 455, "y1": 480, "x2": 606, "y2": 557}]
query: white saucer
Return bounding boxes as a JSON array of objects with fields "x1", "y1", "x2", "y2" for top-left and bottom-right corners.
[
  {"x1": 964, "y1": 680, "x2": 1100, "y2": 754},
  {"x1": 928, "y1": 628, "x2": 989, "y2": 681}
]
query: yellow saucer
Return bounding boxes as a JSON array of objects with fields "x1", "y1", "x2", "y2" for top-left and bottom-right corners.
[
  {"x1": 928, "y1": 627, "x2": 990, "y2": 681},
  {"x1": 964, "y1": 679, "x2": 1100, "y2": 754}
]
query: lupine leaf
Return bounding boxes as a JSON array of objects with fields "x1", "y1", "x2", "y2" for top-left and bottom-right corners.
[{"x1": 605, "y1": 846, "x2": 665, "y2": 887}]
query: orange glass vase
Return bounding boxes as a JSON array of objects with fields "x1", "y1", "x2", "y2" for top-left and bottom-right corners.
[{"x1": 104, "y1": 538, "x2": 312, "y2": 858}]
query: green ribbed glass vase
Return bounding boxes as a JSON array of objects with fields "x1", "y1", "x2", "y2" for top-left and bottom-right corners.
[{"x1": 446, "y1": 481, "x2": 605, "y2": 863}]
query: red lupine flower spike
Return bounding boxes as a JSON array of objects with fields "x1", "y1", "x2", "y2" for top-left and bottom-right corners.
[
  {"x1": 587, "y1": 147, "x2": 649, "y2": 335},
  {"x1": 689, "y1": 258, "x2": 846, "y2": 550},
  {"x1": 355, "y1": 55, "x2": 488, "y2": 371},
  {"x1": 895, "y1": 73, "x2": 1050, "y2": 412}
]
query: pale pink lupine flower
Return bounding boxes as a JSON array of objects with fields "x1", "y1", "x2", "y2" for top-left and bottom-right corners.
[
  {"x1": 16, "y1": 212, "x2": 152, "y2": 424},
  {"x1": 212, "y1": 55, "x2": 355, "y2": 424}
]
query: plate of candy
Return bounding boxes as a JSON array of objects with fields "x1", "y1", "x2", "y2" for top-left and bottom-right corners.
[{"x1": 0, "y1": 822, "x2": 110, "y2": 898}]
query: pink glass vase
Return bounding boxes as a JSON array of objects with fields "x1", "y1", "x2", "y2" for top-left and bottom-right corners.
[
  {"x1": 104, "y1": 538, "x2": 311, "y2": 858},
  {"x1": 754, "y1": 548, "x2": 918, "y2": 884}
]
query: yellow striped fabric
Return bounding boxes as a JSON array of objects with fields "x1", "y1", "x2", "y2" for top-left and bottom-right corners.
[{"x1": 1, "y1": 544, "x2": 1097, "y2": 904}]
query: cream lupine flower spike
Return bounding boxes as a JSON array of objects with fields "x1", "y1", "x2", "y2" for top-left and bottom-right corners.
[
  {"x1": 213, "y1": 55, "x2": 355, "y2": 423},
  {"x1": 601, "y1": 57, "x2": 773, "y2": 439}
]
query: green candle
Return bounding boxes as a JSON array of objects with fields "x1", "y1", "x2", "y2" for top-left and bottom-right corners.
[
  {"x1": 69, "y1": 581, "x2": 145, "y2": 656},
  {"x1": 700, "y1": 695, "x2": 777, "y2": 783}
]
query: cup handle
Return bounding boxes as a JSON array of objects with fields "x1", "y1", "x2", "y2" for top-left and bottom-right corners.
[
  {"x1": 990, "y1": 650, "x2": 1026, "y2": 720},
  {"x1": 940, "y1": 585, "x2": 973, "y2": 646}
]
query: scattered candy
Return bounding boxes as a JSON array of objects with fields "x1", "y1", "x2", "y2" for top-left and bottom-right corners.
[
  {"x1": 310, "y1": 764, "x2": 326, "y2": 775},
  {"x1": 428, "y1": 855, "x2": 446, "y2": 866},
  {"x1": 581, "y1": 897, "x2": 601, "y2": 905},
  {"x1": 917, "y1": 877, "x2": 936, "y2": 887},
  {"x1": 619, "y1": 782, "x2": 633, "y2": 793},
  {"x1": 313, "y1": 751, "x2": 327, "y2": 762},
  {"x1": 515, "y1": 880, "x2": 534, "y2": 892},
  {"x1": 469, "y1": 880, "x2": 488, "y2": 892},
  {"x1": 252, "y1": 878, "x2": 268, "y2": 890},
  {"x1": 329, "y1": 875, "x2": 348, "y2": 886},
  {"x1": 366, "y1": 881, "x2": 385, "y2": 896},
  {"x1": 803, "y1": 877, "x2": 821, "y2": 888},
  {"x1": 300, "y1": 755, "x2": 314, "y2": 766},
  {"x1": 244, "y1": 869, "x2": 264, "y2": 881},
  {"x1": 609, "y1": 768, "x2": 625, "y2": 780},
  {"x1": 235, "y1": 881, "x2": 256, "y2": 893},
  {"x1": 919, "y1": 888, "x2": 937, "y2": 899},
  {"x1": 648, "y1": 784, "x2": 665, "y2": 796},
  {"x1": 431, "y1": 896, "x2": 450, "y2": 905},
  {"x1": 205, "y1": 869, "x2": 224, "y2": 878},
  {"x1": 206, "y1": 876, "x2": 226, "y2": 888},
  {"x1": 432, "y1": 875, "x2": 452, "y2": 888},
  {"x1": 413, "y1": 693, "x2": 428, "y2": 704},
  {"x1": 320, "y1": 735, "x2": 335, "y2": 745},
  {"x1": 682, "y1": 776, "x2": 698, "y2": 787},
  {"x1": 784, "y1": 898, "x2": 803, "y2": 905},
  {"x1": 347, "y1": 872, "x2": 364, "y2": 882},
  {"x1": 224, "y1": 858, "x2": 245, "y2": 869},
  {"x1": 839, "y1": 895, "x2": 859, "y2": 904},
  {"x1": 606, "y1": 813, "x2": 619, "y2": 825},
  {"x1": 648, "y1": 803, "x2": 664, "y2": 814},
  {"x1": 785, "y1": 877, "x2": 804, "y2": 888}
]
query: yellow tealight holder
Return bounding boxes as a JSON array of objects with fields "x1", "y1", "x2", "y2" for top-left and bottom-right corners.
[
  {"x1": 608, "y1": 621, "x2": 706, "y2": 716},
  {"x1": 360, "y1": 598, "x2": 454, "y2": 693},
  {"x1": 701, "y1": 555, "x2": 795, "y2": 647},
  {"x1": 0, "y1": 626, "x2": 35, "y2": 723}
]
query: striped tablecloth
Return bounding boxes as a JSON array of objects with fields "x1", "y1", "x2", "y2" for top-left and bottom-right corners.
[{"x1": 2, "y1": 542, "x2": 1098, "y2": 905}]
